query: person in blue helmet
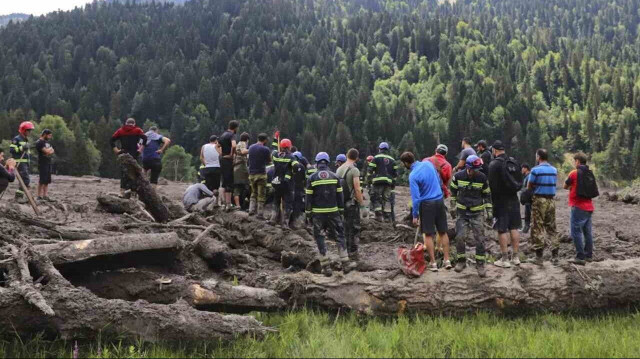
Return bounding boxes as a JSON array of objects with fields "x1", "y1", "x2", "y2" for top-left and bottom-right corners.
[
  {"x1": 290, "y1": 150, "x2": 307, "y2": 228},
  {"x1": 334, "y1": 154, "x2": 347, "y2": 172},
  {"x1": 306, "y1": 152, "x2": 356, "y2": 277},
  {"x1": 367, "y1": 142, "x2": 398, "y2": 222},
  {"x1": 450, "y1": 155, "x2": 492, "y2": 277}
]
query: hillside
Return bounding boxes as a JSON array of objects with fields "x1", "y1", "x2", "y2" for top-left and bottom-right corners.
[
  {"x1": 0, "y1": 0, "x2": 639, "y2": 182},
  {"x1": 0, "y1": 13, "x2": 29, "y2": 26}
]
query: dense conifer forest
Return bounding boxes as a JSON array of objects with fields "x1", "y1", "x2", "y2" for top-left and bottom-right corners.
[{"x1": 1, "y1": 0, "x2": 639, "y2": 181}]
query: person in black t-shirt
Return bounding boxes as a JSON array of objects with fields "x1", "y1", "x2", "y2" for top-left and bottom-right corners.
[
  {"x1": 36, "y1": 129, "x2": 55, "y2": 201},
  {"x1": 216, "y1": 120, "x2": 239, "y2": 210}
]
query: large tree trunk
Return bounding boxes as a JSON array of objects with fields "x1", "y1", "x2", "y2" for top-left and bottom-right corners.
[
  {"x1": 268, "y1": 259, "x2": 640, "y2": 315},
  {"x1": 118, "y1": 153, "x2": 170, "y2": 223},
  {"x1": 0, "y1": 248, "x2": 271, "y2": 341}
]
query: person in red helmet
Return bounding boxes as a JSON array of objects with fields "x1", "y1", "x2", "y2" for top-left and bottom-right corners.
[
  {"x1": 10, "y1": 121, "x2": 35, "y2": 203},
  {"x1": 268, "y1": 138, "x2": 299, "y2": 229}
]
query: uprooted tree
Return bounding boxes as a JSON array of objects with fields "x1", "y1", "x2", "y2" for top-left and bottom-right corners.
[{"x1": 2, "y1": 156, "x2": 640, "y2": 342}]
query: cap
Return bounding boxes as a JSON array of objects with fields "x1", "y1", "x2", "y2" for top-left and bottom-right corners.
[{"x1": 492, "y1": 140, "x2": 505, "y2": 150}]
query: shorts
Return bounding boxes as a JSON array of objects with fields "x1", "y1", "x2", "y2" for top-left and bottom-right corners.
[
  {"x1": 419, "y1": 198, "x2": 448, "y2": 236},
  {"x1": 142, "y1": 158, "x2": 162, "y2": 184},
  {"x1": 493, "y1": 196, "x2": 522, "y2": 233},
  {"x1": 202, "y1": 167, "x2": 221, "y2": 192},
  {"x1": 39, "y1": 163, "x2": 52, "y2": 185},
  {"x1": 221, "y1": 158, "x2": 234, "y2": 191}
]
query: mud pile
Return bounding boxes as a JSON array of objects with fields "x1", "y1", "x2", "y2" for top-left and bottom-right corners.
[{"x1": 2, "y1": 159, "x2": 640, "y2": 342}]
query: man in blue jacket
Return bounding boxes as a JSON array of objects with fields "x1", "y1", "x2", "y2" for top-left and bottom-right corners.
[{"x1": 400, "y1": 151, "x2": 451, "y2": 272}]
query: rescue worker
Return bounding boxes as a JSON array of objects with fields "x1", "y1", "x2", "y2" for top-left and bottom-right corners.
[
  {"x1": 305, "y1": 152, "x2": 356, "y2": 276},
  {"x1": 368, "y1": 142, "x2": 398, "y2": 222},
  {"x1": 291, "y1": 151, "x2": 308, "y2": 228},
  {"x1": 334, "y1": 154, "x2": 346, "y2": 171},
  {"x1": 10, "y1": 121, "x2": 35, "y2": 203},
  {"x1": 269, "y1": 139, "x2": 298, "y2": 228},
  {"x1": 450, "y1": 155, "x2": 492, "y2": 277},
  {"x1": 363, "y1": 155, "x2": 375, "y2": 216}
]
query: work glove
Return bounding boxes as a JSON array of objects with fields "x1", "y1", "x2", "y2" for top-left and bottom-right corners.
[
  {"x1": 449, "y1": 199, "x2": 457, "y2": 219},
  {"x1": 485, "y1": 208, "x2": 493, "y2": 222}
]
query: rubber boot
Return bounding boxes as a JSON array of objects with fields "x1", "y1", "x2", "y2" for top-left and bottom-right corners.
[
  {"x1": 348, "y1": 251, "x2": 359, "y2": 263},
  {"x1": 375, "y1": 211, "x2": 384, "y2": 222},
  {"x1": 339, "y1": 247, "x2": 357, "y2": 274},
  {"x1": 319, "y1": 255, "x2": 332, "y2": 277},
  {"x1": 15, "y1": 191, "x2": 28, "y2": 204},
  {"x1": 476, "y1": 261, "x2": 487, "y2": 278},
  {"x1": 268, "y1": 207, "x2": 280, "y2": 226},
  {"x1": 454, "y1": 258, "x2": 466, "y2": 273},
  {"x1": 256, "y1": 203, "x2": 265, "y2": 220},
  {"x1": 522, "y1": 223, "x2": 530, "y2": 234},
  {"x1": 533, "y1": 249, "x2": 544, "y2": 266},
  {"x1": 551, "y1": 249, "x2": 559, "y2": 266},
  {"x1": 281, "y1": 210, "x2": 291, "y2": 229},
  {"x1": 248, "y1": 199, "x2": 257, "y2": 216}
]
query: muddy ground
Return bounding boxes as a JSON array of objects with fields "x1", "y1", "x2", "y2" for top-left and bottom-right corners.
[{"x1": 2, "y1": 173, "x2": 640, "y2": 341}]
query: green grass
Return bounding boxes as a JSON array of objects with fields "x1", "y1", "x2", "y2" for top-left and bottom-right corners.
[{"x1": 3, "y1": 310, "x2": 640, "y2": 358}]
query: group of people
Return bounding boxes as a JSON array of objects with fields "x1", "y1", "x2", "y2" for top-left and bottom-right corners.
[
  {"x1": 0, "y1": 117, "x2": 598, "y2": 279},
  {"x1": 0, "y1": 121, "x2": 56, "y2": 203},
  {"x1": 404, "y1": 138, "x2": 597, "y2": 278}
]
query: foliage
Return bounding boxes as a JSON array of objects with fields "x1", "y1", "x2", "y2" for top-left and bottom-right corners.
[
  {"x1": 1, "y1": 0, "x2": 640, "y2": 180},
  {"x1": 161, "y1": 145, "x2": 195, "y2": 182},
  {"x1": 3, "y1": 310, "x2": 640, "y2": 357}
]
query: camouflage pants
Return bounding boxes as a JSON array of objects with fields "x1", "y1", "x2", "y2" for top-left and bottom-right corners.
[
  {"x1": 455, "y1": 212, "x2": 486, "y2": 261},
  {"x1": 249, "y1": 174, "x2": 267, "y2": 204},
  {"x1": 531, "y1": 196, "x2": 559, "y2": 251},
  {"x1": 373, "y1": 184, "x2": 393, "y2": 213}
]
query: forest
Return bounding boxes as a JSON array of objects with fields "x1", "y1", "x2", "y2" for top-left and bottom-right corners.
[{"x1": 1, "y1": 0, "x2": 640, "y2": 182}]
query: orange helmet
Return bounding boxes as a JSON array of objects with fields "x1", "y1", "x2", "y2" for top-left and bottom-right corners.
[
  {"x1": 280, "y1": 138, "x2": 292, "y2": 149},
  {"x1": 366, "y1": 155, "x2": 374, "y2": 162},
  {"x1": 19, "y1": 121, "x2": 35, "y2": 136}
]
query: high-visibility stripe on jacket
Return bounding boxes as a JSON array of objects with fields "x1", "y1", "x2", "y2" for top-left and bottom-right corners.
[
  {"x1": 368, "y1": 152, "x2": 398, "y2": 184},
  {"x1": 450, "y1": 169, "x2": 492, "y2": 213},
  {"x1": 305, "y1": 165, "x2": 344, "y2": 214},
  {"x1": 272, "y1": 152, "x2": 299, "y2": 183},
  {"x1": 10, "y1": 135, "x2": 29, "y2": 163}
]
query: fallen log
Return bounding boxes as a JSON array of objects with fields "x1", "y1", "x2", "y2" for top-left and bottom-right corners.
[
  {"x1": 118, "y1": 153, "x2": 170, "y2": 223},
  {"x1": 33, "y1": 232, "x2": 182, "y2": 265},
  {"x1": 72, "y1": 269, "x2": 286, "y2": 313},
  {"x1": 270, "y1": 259, "x2": 640, "y2": 316},
  {"x1": 0, "y1": 250, "x2": 271, "y2": 341},
  {"x1": 0, "y1": 205, "x2": 102, "y2": 240}
]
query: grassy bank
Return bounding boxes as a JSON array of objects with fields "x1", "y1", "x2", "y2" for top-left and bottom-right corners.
[{"x1": 3, "y1": 310, "x2": 640, "y2": 358}]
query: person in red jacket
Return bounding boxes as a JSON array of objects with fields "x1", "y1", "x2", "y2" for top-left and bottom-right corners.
[
  {"x1": 423, "y1": 144, "x2": 452, "y2": 199},
  {"x1": 110, "y1": 118, "x2": 147, "y2": 198}
]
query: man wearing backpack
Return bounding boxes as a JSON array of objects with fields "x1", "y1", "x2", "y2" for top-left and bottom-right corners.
[
  {"x1": 564, "y1": 152, "x2": 597, "y2": 265},
  {"x1": 423, "y1": 144, "x2": 452, "y2": 199},
  {"x1": 336, "y1": 149, "x2": 365, "y2": 263},
  {"x1": 528, "y1": 149, "x2": 559, "y2": 266},
  {"x1": 488, "y1": 140, "x2": 522, "y2": 268}
]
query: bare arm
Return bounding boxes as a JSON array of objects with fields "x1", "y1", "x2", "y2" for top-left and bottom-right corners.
[
  {"x1": 231, "y1": 140, "x2": 237, "y2": 159},
  {"x1": 455, "y1": 160, "x2": 465, "y2": 171},
  {"x1": 159, "y1": 137, "x2": 171, "y2": 153},
  {"x1": 353, "y1": 177, "x2": 364, "y2": 205},
  {"x1": 200, "y1": 146, "x2": 206, "y2": 166}
]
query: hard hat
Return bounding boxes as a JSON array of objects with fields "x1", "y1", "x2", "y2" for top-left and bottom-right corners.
[
  {"x1": 366, "y1": 155, "x2": 374, "y2": 162},
  {"x1": 315, "y1": 152, "x2": 330, "y2": 163},
  {"x1": 379, "y1": 142, "x2": 390, "y2": 150},
  {"x1": 280, "y1": 138, "x2": 292, "y2": 149},
  {"x1": 436, "y1": 144, "x2": 448, "y2": 155},
  {"x1": 19, "y1": 121, "x2": 35, "y2": 135},
  {"x1": 293, "y1": 151, "x2": 303, "y2": 160},
  {"x1": 336, "y1": 154, "x2": 347, "y2": 163},
  {"x1": 465, "y1": 155, "x2": 483, "y2": 170}
]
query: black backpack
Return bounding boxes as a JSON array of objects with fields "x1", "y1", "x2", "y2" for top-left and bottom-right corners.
[
  {"x1": 498, "y1": 156, "x2": 523, "y2": 194},
  {"x1": 577, "y1": 167, "x2": 599, "y2": 199}
]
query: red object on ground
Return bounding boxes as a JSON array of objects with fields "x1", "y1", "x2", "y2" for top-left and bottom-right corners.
[{"x1": 397, "y1": 243, "x2": 426, "y2": 277}]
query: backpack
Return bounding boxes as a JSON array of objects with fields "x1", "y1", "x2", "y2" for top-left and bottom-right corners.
[
  {"x1": 497, "y1": 156, "x2": 523, "y2": 194},
  {"x1": 577, "y1": 167, "x2": 599, "y2": 199},
  {"x1": 340, "y1": 166, "x2": 354, "y2": 204}
]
